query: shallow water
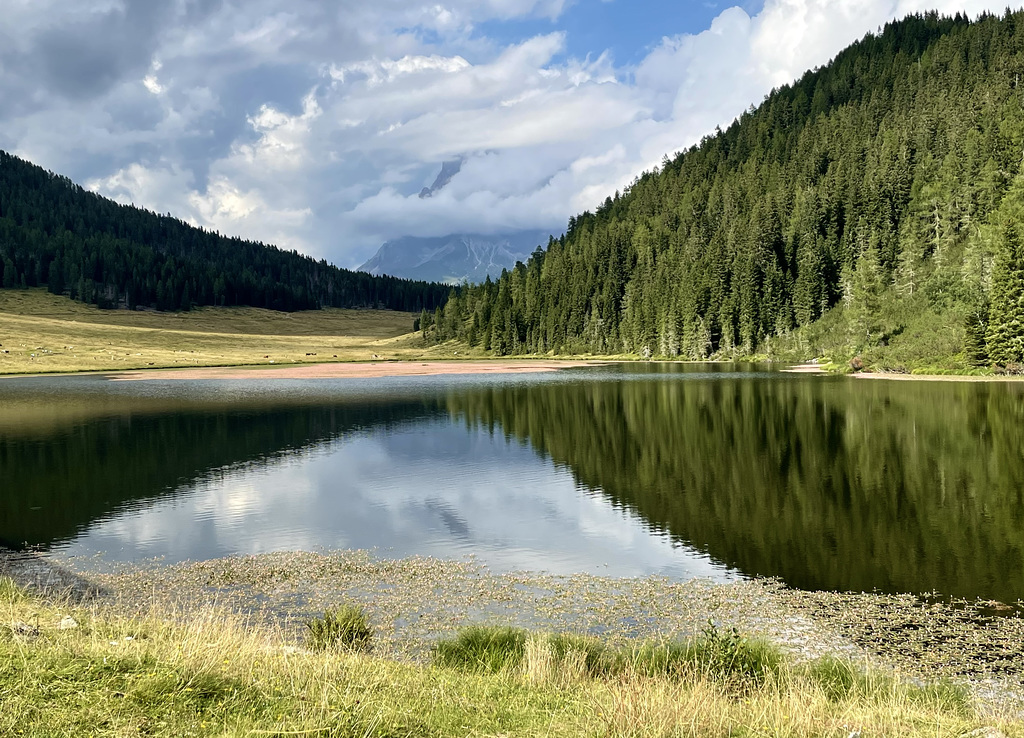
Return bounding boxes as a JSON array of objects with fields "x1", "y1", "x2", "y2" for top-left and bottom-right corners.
[{"x1": 1, "y1": 364, "x2": 1022, "y2": 601}]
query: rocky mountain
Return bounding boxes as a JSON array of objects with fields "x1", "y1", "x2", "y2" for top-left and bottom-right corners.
[
  {"x1": 419, "y1": 160, "x2": 462, "y2": 199},
  {"x1": 360, "y1": 158, "x2": 548, "y2": 284},
  {"x1": 359, "y1": 231, "x2": 548, "y2": 285}
]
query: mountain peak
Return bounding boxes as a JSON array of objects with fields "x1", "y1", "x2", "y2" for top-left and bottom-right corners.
[
  {"x1": 359, "y1": 231, "x2": 548, "y2": 284},
  {"x1": 419, "y1": 159, "x2": 463, "y2": 199}
]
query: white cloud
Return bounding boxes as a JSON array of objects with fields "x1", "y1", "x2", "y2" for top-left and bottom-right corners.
[{"x1": 3, "y1": 0, "x2": 1022, "y2": 268}]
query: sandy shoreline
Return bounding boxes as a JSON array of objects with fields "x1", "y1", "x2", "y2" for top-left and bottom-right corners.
[
  {"x1": 853, "y1": 371, "x2": 1024, "y2": 382},
  {"x1": 107, "y1": 359, "x2": 603, "y2": 381},
  {"x1": 780, "y1": 363, "x2": 828, "y2": 374}
]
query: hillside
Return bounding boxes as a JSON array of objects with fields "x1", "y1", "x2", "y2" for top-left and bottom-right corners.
[
  {"x1": 0, "y1": 152, "x2": 449, "y2": 314},
  {"x1": 427, "y1": 11, "x2": 1024, "y2": 373}
]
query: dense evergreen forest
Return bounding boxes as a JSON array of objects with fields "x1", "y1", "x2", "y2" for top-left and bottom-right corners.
[
  {"x1": 0, "y1": 152, "x2": 449, "y2": 313},
  {"x1": 427, "y1": 11, "x2": 1024, "y2": 371}
]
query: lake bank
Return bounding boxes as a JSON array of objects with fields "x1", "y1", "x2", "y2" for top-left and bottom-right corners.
[
  {"x1": 5, "y1": 559, "x2": 1018, "y2": 738},
  {"x1": 5, "y1": 548, "x2": 1022, "y2": 717},
  {"x1": 852, "y1": 371, "x2": 1024, "y2": 382},
  {"x1": 107, "y1": 359, "x2": 604, "y2": 381}
]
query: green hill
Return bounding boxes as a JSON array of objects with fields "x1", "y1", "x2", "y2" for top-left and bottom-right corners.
[
  {"x1": 0, "y1": 152, "x2": 449, "y2": 314},
  {"x1": 428, "y1": 10, "x2": 1024, "y2": 373}
]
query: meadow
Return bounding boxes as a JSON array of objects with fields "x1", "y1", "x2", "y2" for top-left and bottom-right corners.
[{"x1": 0, "y1": 289, "x2": 478, "y2": 375}]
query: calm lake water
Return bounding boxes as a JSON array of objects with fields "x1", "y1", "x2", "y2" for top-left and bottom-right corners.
[{"x1": 1, "y1": 364, "x2": 1022, "y2": 601}]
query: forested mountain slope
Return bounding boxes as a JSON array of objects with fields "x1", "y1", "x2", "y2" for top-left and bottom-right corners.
[
  {"x1": 0, "y1": 152, "x2": 449, "y2": 313},
  {"x1": 428, "y1": 11, "x2": 1024, "y2": 371}
]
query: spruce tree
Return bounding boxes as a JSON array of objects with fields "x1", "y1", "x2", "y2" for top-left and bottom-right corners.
[{"x1": 986, "y1": 218, "x2": 1024, "y2": 364}]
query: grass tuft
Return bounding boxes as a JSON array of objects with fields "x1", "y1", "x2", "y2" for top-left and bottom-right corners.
[
  {"x1": 438, "y1": 623, "x2": 784, "y2": 691},
  {"x1": 433, "y1": 626, "x2": 528, "y2": 673},
  {"x1": 0, "y1": 576, "x2": 26, "y2": 603},
  {"x1": 803, "y1": 655, "x2": 972, "y2": 714},
  {"x1": 305, "y1": 603, "x2": 372, "y2": 652}
]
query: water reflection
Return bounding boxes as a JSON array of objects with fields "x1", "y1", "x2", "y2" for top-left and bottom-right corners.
[
  {"x1": 72, "y1": 422, "x2": 723, "y2": 578},
  {"x1": 1, "y1": 367, "x2": 1022, "y2": 599}
]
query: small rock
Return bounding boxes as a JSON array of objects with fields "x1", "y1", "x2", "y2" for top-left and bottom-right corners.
[
  {"x1": 57, "y1": 616, "x2": 79, "y2": 630},
  {"x1": 961, "y1": 729, "x2": 1009, "y2": 738},
  {"x1": 11, "y1": 621, "x2": 40, "y2": 640}
]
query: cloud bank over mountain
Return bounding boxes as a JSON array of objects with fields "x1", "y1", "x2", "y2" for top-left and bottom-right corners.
[{"x1": 1, "y1": 0, "x2": 1018, "y2": 267}]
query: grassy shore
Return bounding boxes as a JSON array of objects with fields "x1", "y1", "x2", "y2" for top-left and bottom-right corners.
[
  {"x1": 3, "y1": 289, "x2": 1021, "y2": 380},
  {"x1": 3, "y1": 572, "x2": 1019, "y2": 738},
  {"x1": 0, "y1": 289, "x2": 482, "y2": 375},
  {"x1": 4, "y1": 551, "x2": 1024, "y2": 736}
]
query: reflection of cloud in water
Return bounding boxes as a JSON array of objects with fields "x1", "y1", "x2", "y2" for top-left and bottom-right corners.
[{"x1": 63, "y1": 421, "x2": 735, "y2": 580}]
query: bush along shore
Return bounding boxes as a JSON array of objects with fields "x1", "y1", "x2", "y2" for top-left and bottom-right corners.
[{"x1": 3, "y1": 551, "x2": 1024, "y2": 737}]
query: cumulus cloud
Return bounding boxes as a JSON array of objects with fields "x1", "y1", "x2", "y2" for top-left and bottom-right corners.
[{"x1": 2, "y1": 0, "x2": 1022, "y2": 267}]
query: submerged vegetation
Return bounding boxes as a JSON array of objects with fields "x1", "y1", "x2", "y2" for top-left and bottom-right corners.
[
  {"x1": 426, "y1": 11, "x2": 1024, "y2": 373},
  {"x1": 2, "y1": 574, "x2": 1017, "y2": 737}
]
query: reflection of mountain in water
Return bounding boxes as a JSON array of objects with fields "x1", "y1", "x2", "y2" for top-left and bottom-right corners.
[
  {"x1": 446, "y1": 375, "x2": 1024, "y2": 602},
  {"x1": 0, "y1": 399, "x2": 442, "y2": 549}
]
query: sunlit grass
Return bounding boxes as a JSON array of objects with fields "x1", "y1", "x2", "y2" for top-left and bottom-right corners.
[
  {"x1": 2, "y1": 578, "x2": 1018, "y2": 737},
  {"x1": 0, "y1": 288, "x2": 481, "y2": 374}
]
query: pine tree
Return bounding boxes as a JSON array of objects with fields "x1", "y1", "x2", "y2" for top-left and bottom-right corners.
[
  {"x1": 986, "y1": 218, "x2": 1024, "y2": 364},
  {"x1": 964, "y1": 306, "x2": 990, "y2": 366}
]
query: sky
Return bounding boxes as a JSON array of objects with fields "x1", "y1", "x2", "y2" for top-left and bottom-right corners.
[{"x1": 1, "y1": 0, "x2": 1022, "y2": 268}]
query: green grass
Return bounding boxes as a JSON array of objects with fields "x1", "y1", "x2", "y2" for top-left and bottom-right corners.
[
  {"x1": 1, "y1": 579, "x2": 1019, "y2": 737},
  {"x1": 305, "y1": 603, "x2": 372, "y2": 652},
  {"x1": 0, "y1": 288, "x2": 480, "y2": 374},
  {"x1": 433, "y1": 625, "x2": 528, "y2": 673},
  {"x1": 434, "y1": 623, "x2": 784, "y2": 688}
]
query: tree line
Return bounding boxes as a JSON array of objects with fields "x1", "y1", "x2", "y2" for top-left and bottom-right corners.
[
  {"x1": 426, "y1": 10, "x2": 1024, "y2": 369},
  {"x1": 0, "y1": 151, "x2": 450, "y2": 313}
]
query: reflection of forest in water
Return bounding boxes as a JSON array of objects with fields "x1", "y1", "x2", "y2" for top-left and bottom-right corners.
[
  {"x1": 447, "y1": 376, "x2": 1024, "y2": 602},
  {"x1": 3, "y1": 371, "x2": 1023, "y2": 601},
  {"x1": 0, "y1": 393, "x2": 443, "y2": 548}
]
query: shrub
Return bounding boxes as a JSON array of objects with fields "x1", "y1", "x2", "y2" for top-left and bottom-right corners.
[
  {"x1": 305, "y1": 604, "x2": 372, "y2": 652},
  {"x1": 681, "y1": 621, "x2": 784, "y2": 687}
]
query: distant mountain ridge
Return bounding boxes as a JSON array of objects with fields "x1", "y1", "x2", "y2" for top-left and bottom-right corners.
[{"x1": 359, "y1": 231, "x2": 548, "y2": 285}]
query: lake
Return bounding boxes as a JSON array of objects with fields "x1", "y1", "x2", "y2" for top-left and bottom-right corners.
[{"x1": 1, "y1": 364, "x2": 1022, "y2": 602}]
